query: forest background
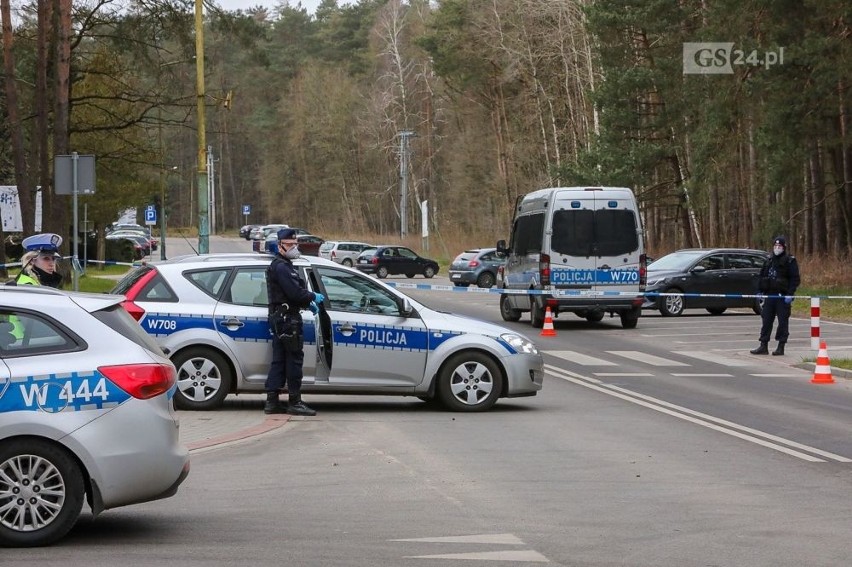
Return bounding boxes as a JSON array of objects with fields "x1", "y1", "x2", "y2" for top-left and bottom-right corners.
[{"x1": 0, "y1": 0, "x2": 849, "y2": 292}]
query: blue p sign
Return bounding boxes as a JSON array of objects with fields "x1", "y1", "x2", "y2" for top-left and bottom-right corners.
[
  {"x1": 145, "y1": 206, "x2": 157, "y2": 224},
  {"x1": 242, "y1": 204, "x2": 251, "y2": 215}
]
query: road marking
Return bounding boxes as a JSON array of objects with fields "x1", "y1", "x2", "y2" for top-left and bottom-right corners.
[
  {"x1": 392, "y1": 534, "x2": 523, "y2": 545},
  {"x1": 405, "y1": 550, "x2": 549, "y2": 562},
  {"x1": 607, "y1": 351, "x2": 690, "y2": 366},
  {"x1": 670, "y1": 373, "x2": 734, "y2": 377},
  {"x1": 673, "y1": 350, "x2": 752, "y2": 367},
  {"x1": 749, "y1": 373, "x2": 805, "y2": 378},
  {"x1": 546, "y1": 350, "x2": 617, "y2": 366},
  {"x1": 545, "y1": 364, "x2": 852, "y2": 463},
  {"x1": 594, "y1": 372, "x2": 654, "y2": 377}
]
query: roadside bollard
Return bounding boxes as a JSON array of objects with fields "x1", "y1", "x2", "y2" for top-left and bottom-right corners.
[{"x1": 811, "y1": 296, "x2": 820, "y2": 351}]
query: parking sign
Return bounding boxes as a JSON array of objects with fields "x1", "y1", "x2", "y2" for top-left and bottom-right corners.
[
  {"x1": 145, "y1": 205, "x2": 157, "y2": 225},
  {"x1": 242, "y1": 204, "x2": 251, "y2": 215}
]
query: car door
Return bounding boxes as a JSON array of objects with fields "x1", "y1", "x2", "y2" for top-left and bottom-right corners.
[
  {"x1": 312, "y1": 266, "x2": 428, "y2": 388},
  {"x1": 689, "y1": 253, "x2": 727, "y2": 308},
  {"x1": 382, "y1": 247, "x2": 404, "y2": 275},
  {"x1": 724, "y1": 252, "x2": 764, "y2": 307},
  {"x1": 397, "y1": 247, "x2": 421, "y2": 274}
]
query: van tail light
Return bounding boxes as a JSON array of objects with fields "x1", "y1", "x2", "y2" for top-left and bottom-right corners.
[
  {"x1": 468, "y1": 260, "x2": 480, "y2": 268},
  {"x1": 98, "y1": 363, "x2": 176, "y2": 399},
  {"x1": 539, "y1": 254, "x2": 551, "y2": 286},
  {"x1": 371, "y1": 257, "x2": 378, "y2": 265},
  {"x1": 639, "y1": 253, "x2": 647, "y2": 288}
]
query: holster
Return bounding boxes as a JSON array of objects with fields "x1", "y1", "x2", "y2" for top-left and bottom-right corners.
[{"x1": 271, "y1": 308, "x2": 303, "y2": 353}]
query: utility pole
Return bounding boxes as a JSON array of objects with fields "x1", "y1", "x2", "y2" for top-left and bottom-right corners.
[
  {"x1": 207, "y1": 146, "x2": 215, "y2": 236},
  {"x1": 195, "y1": 0, "x2": 209, "y2": 253},
  {"x1": 398, "y1": 130, "x2": 415, "y2": 239}
]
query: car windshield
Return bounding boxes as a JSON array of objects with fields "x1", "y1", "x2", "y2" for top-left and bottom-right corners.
[
  {"x1": 649, "y1": 251, "x2": 707, "y2": 271},
  {"x1": 359, "y1": 247, "x2": 377, "y2": 257}
]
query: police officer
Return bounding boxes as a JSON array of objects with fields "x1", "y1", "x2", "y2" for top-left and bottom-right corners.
[
  {"x1": 751, "y1": 236, "x2": 800, "y2": 356},
  {"x1": 264, "y1": 228, "x2": 325, "y2": 416},
  {"x1": 15, "y1": 233, "x2": 64, "y2": 288}
]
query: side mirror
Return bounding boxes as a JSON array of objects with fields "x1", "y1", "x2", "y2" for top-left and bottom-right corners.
[
  {"x1": 399, "y1": 298, "x2": 415, "y2": 317},
  {"x1": 691, "y1": 265, "x2": 706, "y2": 273},
  {"x1": 496, "y1": 239, "x2": 507, "y2": 254}
]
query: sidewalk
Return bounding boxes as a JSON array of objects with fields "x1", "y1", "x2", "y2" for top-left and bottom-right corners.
[{"x1": 177, "y1": 394, "x2": 291, "y2": 452}]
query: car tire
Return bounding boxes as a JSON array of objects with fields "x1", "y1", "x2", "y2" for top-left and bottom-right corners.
[
  {"x1": 0, "y1": 439, "x2": 84, "y2": 548},
  {"x1": 530, "y1": 298, "x2": 545, "y2": 328},
  {"x1": 172, "y1": 347, "x2": 233, "y2": 410},
  {"x1": 437, "y1": 351, "x2": 503, "y2": 412},
  {"x1": 585, "y1": 312, "x2": 605, "y2": 323},
  {"x1": 659, "y1": 288, "x2": 684, "y2": 317},
  {"x1": 342, "y1": 259, "x2": 353, "y2": 267},
  {"x1": 454, "y1": 282, "x2": 470, "y2": 287},
  {"x1": 405, "y1": 272, "x2": 416, "y2": 278},
  {"x1": 500, "y1": 294, "x2": 521, "y2": 322},
  {"x1": 377, "y1": 266, "x2": 389, "y2": 279},
  {"x1": 620, "y1": 306, "x2": 641, "y2": 329},
  {"x1": 476, "y1": 272, "x2": 495, "y2": 289},
  {"x1": 706, "y1": 307, "x2": 727, "y2": 315},
  {"x1": 424, "y1": 266, "x2": 436, "y2": 278}
]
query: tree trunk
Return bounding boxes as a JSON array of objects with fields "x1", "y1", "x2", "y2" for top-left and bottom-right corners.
[{"x1": 50, "y1": 0, "x2": 72, "y2": 241}]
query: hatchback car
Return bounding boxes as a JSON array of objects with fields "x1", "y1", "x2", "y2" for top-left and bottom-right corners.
[
  {"x1": 263, "y1": 233, "x2": 324, "y2": 256},
  {"x1": 319, "y1": 241, "x2": 373, "y2": 267},
  {"x1": 111, "y1": 254, "x2": 542, "y2": 412},
  {"x1": 643, "y1": 248, "x2": 769, "y2": 316},
  {"x1": 355, "y1": 245, "x2": 439, "y2": 279},
  {"x1": 0, "y1": 286, "x2": 189, "y2": 547},
  {"x1": 448, "y1": 248, "x2": 505, "y2": 289}
]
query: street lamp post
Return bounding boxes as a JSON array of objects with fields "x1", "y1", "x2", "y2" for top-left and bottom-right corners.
[{"x1": 195, "y1": 0, "x2": 209, "y2": 254}]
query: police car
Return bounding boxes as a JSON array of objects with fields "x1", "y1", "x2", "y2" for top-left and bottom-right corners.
[
  {"x1": 0, "y1": 286, "x2": 189, "y2": 547},
  {"x1": 111, "y1": 254, "x2": 544, "y2": 412}
]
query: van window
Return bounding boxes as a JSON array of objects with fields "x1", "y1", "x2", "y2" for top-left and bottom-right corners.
[
  {"x1": 511, "y1": 213, "x2": 545, "y2": 255},
  {"x1": 551, "y1": 209, "x2": 638, "y2": 256}
]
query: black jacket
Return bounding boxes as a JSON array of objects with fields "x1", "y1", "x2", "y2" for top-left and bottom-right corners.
[
  {"x1": 266, "y1": 256, "x2": 314, "y2": 316},
  {"x1": 758, "y1": 253, "x2": 800, "y2": 295}
]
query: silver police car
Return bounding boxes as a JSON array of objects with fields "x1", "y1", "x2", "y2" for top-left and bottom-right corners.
[
  {"x1": 0, "y1": 286, "x2": 189, "y2": 547},
  {"x1": 112, "y1": 254, "x2": 544, "y2": 412}
]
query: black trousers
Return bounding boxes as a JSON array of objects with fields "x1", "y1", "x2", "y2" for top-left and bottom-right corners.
[
  {"x1": 759, "y1": 296, "x2": 791, "y2": 344},
  {"x1": 264, "y1": 322, "x2": 305, "y2": 396}
]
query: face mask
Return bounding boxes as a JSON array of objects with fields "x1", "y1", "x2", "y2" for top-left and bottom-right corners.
[
  {"x1": 282, "y1": 244, "x2": 301, "y2": 260},
  {"x1": 773, "y1": 246, "x2": 784, "y2": 256}
]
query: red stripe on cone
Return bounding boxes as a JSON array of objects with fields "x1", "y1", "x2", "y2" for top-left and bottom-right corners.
[
  {"x1": 811, "y1": 341, "x2": 835, "y2": 384},
  {"x1": 540, "y1": 306, "x2": 557, "y2": 337}
]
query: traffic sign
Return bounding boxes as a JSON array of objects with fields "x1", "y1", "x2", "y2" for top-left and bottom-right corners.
[
  {"x1": 242, "y1": 204, "x2": 251, "y2": 216},
  {"x1": 145, "y1": 205, "x2": 157, "y2": 225}
]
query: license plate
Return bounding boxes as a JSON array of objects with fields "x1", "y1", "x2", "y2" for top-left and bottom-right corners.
[{"x1": 451, "y1": 274, "x2": 460, "y2": 279}]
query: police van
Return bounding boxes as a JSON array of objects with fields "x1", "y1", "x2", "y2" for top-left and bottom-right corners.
[{"x1": 496, "y1": 186, "x2": 646, "y2": 329}]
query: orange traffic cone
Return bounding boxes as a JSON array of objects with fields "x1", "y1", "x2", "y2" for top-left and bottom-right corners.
[
  {"x1": 540, "y1": 306, "x2": 557, "y2": 337},
  {"x1": 811, "y1": 341, "x2": 835, "y2": 384}
]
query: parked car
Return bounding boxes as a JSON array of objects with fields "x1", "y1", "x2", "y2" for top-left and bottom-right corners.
[
  {"x1": 642, "y1": 248, "x2": 770, "y2": 316},
  {"x1": 108, "y1": 230, "x2": 157, "y2": 253},
  {"x1": 0, "y1": 285, "x2": 189, "y2": 547},
  {"x1": 240, "y1": 224, "x2": 262, "y2": 240},
  {"x1": 263, "y1": 232, "x2": 324, "y2": 256},
  {"x1": 318, "y1": 241, "x2": 373, "y2": 267},
  {"x1": 448, "y1": 247, "x2": 505, "y2": 288},
  {"x1": 250, "y1": 224, "x2": 289, "y2": 252},
  {"x1": 355, "y1": 245, "x2": 439, "y2": 279},
  {"x1": 110, "y1": 254, "x2": 542, "y2": 412},
  {"x1": 105, "y1": 233, "x2": 150, "y2": 260}
]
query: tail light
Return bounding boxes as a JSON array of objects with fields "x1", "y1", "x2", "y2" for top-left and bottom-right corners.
[
  {"x1": 118, "y1": 268, "x2": 158, "y2": 321},
  {"x1": 120, "y1": 300, "x2": 146, "y2": 321},
  {"x1": 468, "y1": 260, "x2": 480, "y2": 268},
  {"x1": 371, "y1": 257, "x2": 378, "y2": 265},
  {"x1": 539, "y1": 254, "x2": 551, "y2": 286},
  {"x1": 639, "y1": 253, "x2": 647, "y2": 288},
  {"x1": 98, "y1": 363, "x2": 176, "y2": 399},
  {"x1": 331, "y1": 250, "x2": 337, "y2": 259}
]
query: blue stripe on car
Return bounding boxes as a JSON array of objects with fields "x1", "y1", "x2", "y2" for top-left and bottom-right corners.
[{"x1": 0, "y1": 371, "x2": 131, "y2": 413}]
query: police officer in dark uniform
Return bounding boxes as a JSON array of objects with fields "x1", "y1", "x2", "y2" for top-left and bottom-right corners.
[
  {"x1": 264, "y1": 228, "x2": 325, "y2": 415},
  {"x1": 751, "y1": 236, "x2": 800, "y2": 356}
]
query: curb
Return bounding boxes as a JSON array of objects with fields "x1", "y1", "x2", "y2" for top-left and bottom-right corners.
[
  {"x1": 792, "y1": 363, "x2": 852, "y2": 381},
  {"x1": 186, "y1": 414, "x2": 290, "y2": 452}
]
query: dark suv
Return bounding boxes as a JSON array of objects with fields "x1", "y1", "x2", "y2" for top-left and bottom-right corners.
[{"x1": 355, "y1": 245, "x2": 439, "y2": 279}]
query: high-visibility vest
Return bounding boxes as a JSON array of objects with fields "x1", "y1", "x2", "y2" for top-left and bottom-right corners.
[
  {"x1": 8, "y1": 273, "x2": 39, "y2": 339},
  {"x1": 14, "y1": 273, "x2": 40, "y2": 286}
]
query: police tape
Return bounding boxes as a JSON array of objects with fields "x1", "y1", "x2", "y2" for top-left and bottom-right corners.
[
  {"x1": 382, "y1": 282, "x2": 852, "y2": 300},
  {"x1": 0, "y1": 257, "x2": 140, "y2": 269}
]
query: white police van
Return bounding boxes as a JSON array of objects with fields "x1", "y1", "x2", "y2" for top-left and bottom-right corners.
[{"x1": 497, "y1": 186, "x2": 646, "y2": 329}]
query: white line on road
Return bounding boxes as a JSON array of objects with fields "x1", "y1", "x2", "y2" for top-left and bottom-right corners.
[
  {"x1": 593, "y1": 372, "x2": 654, "y2": 377},
  {"x1": 545, "y1": 364, "x2": 852, "y2": 463},
  {"x1": 546, "y1": 350, "x2": 617, "y2": 366},
  {"x1": 405, "y1": 550, "x2": 549, "y2": 562},
  {"x1": 607, "y1": 351, "x2": 690, "y2": 366},
  {"x1": 392, "y1": 534, "x2": 524, "y2": 545},
  {"x1": 673, "y1": 350, "x2": 753, "y2": 367},
  {"x1": 670, "y1": 373, "x2": 734, "y2": 377}
]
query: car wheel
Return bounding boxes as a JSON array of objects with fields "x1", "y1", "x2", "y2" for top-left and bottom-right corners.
[
  {"x1": 585, "y1": 312, "x2": 605, "y2": 323},
  {"x1": 377, "y1": 266, "x2": 389, "y2": 279},
  {"x1": 476, "y1": 272, "x2": 495, "y2": 288},
  {"x1": 753, "y1": 297, "x2": 764, "y2": 315},
  {"x1": 437, "y1": 351, "x2": 503, "y2": 412},
  {"x1": 424, "y1": 266, "x2": 436, "y2": 278},
  {"x1": 0, "y1": 439, "x2": 84, "y2": 547},
  {"x1": 659, "y1": 288, "x2": 684, "y2": 317},
  {"x1": 172, "y1": 347, "x2": 233, "y2": 410},
  {"x1": 342, "y1": 258, "x2": 353, "y2": 267},
  {"x1": 405, "y1": 272, "x2": 416, "y2": 278},
  {"x1": 454, "y1": 282, "x2": 470, "y2": 287},
  {"x1": 620, "y1": 306, "x2": 641, "y2": 329},
  {"x1": 706, "y1": 307, "x2": 727, "y2": 315},
  {"x1": 500, "y1": 294, "x2": 521, "y2": 322},
  {"x1": 530, "y1": 298, "x2": 545, "y2": 328}
]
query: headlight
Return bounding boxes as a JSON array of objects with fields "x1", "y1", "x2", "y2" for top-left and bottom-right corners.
[{"x1": 501, "y1": 333, "x2": 539, "y2": 355}]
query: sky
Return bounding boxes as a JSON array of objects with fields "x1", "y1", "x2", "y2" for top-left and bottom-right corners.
[{"x1": 213, "y1": 0, "x2": 328, "y2": 14}]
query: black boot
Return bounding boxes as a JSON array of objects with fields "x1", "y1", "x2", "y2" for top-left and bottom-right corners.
[
  {"x1": 287, "y1": 395, "x2": 316, "y2": 417},
  {"x1": 772, "y1": 342, "x2": 786, "y2": 356},
  {"x1": 750, "y1": 342, "x2": 769, "y2": 355},
  {"x1": 264, "y1": 392, "x2": 287, "y2": 414}
]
